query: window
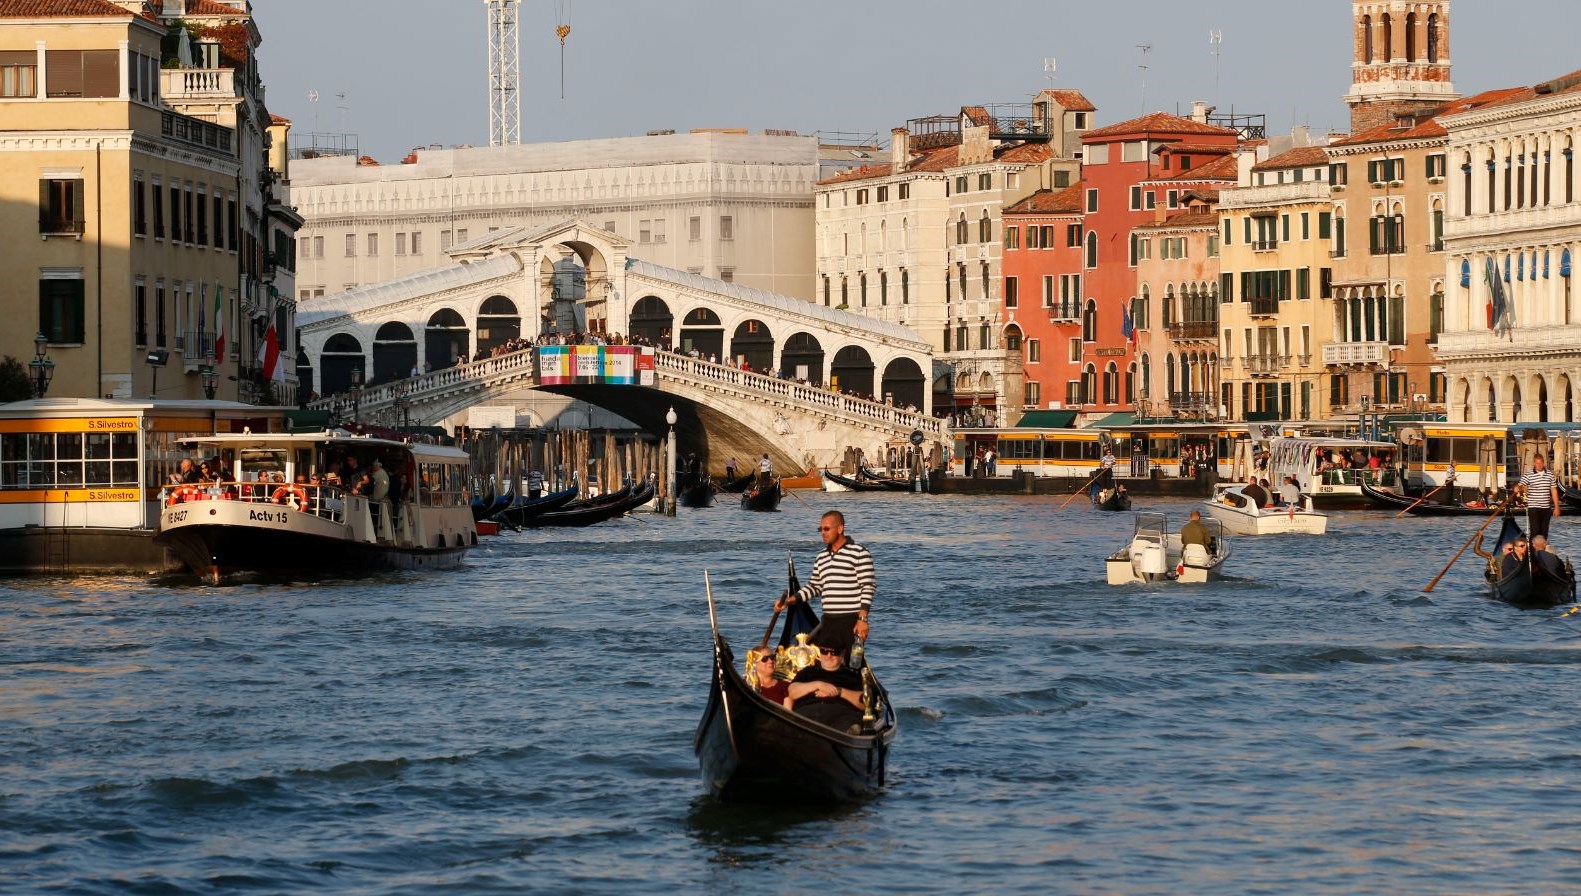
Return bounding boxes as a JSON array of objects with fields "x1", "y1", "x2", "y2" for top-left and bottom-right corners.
[
  {"x1": 1069, "y1": 338, "x2": 1082, "y2": 363},
  {"x1": 45, "y1": 49, "x2": 118, "y2": 98},
  {"x1": 134, "y1": 279, "x2": 147, "y2": 347},
  {"x1": 152, "y1": 179, "x2": 164, "y2": 239},
  {"x1": 1297, "y1": 268, "x2": 1310, "y2": 300},
  {"x1": 1084, "y1": 231, "x2": 1097, "y2": 268},
  {"x1": 1330, "y1": 162, "x2": 1348, "y2": 186},
  {"x1": 1086, "y1": 189, "x2": 1099, "y2": 213},
  {"x1": 132, "y1": 177, "x2": 146, "y2": 236},
  {"x1": 39, "y1": 277, "x2": 85, "y2": 343},
  {"x1": 898, "y1": 183, "x2": 910, "y2": 200},
  {"x1": 880, "y1": 271, "x2": 889, "y2": 306},
  {"x1": 411, "y1": 231, "x2": 423, "y2": 255},
  {"x1": 720, "y1": 268, "x2": 734, "y2": 283},
  {"x1": 38, "y1": 178, "x2": 83, "y2": 235},
  {"x1": 1130, "y1": 185, "x2": 1143, "y2": 210},
  {"x1": 196, "y1": 188, "x2": 207, "y2": 246},
  {"x1": 720, "y1": 216, "x2": 734, "y2": 240},
  {"x1": 877, "y1": 186, "x2": 888, "y2": 202},
  {"x1": 1066, "y1": 223, "x2": 1082, "y2": 247},
  {"x1": 979, "y1": 213, "x2": 991, "y2": 243},
  {"x1": 226, "y1": 198, "x2": 237, "y2": 250},
  {"x1": 1426, "y1": 153, "x2": 1447, "y2": 179},
  {"x1": 901, "y1": 270, "x2": 909, "y2": 304},
  {"x1": 1004, "y1": 226, "x2": 1020, "y2": 250},
  {"x1": 344, "y1": 234, "x2": 357, "y2": 257},
  {"x1": 313, "y1": 235, "x2": 324, "y2": 258},
  {"x1": 956, "y1": 175, "x2": 969, "y2": 194},
  {"x1": 653, "y1": 218, "x2": 666, "y2": 243},
  {"x1": 689, "y1": 216, "x2": 701, "y2": 241},
  {"x1": 639, "y1": 220, "x2": 651, "y2": 243},
  {"x1": 978, "y1": 173, "x2": 991, "y2": 190},
  {"x1": 1, "y1": 51, "x2": 38, "y2": 97},
  {"x1": 1367, "y1": 158, "x2": 1405, "y2": 184},
  {"x1": 1167, "y1": 189, "x2": 1179, "y2": 209},
  {"x1": 1026, "y1": 382, "x2": 1041, "y2": 407},
  {"x1": 856, "y1": 189, "x2": 868, "y2": 205},
  {"x1": 183, "y1": 187, "x2": 193, "y2": 243},
  {"x1": 1005, "y1": 276, "x2": 1018, "y2": 308},
  {"x1": 1145, "y1": 192, "x2": 1156, "y2": 210},
  {"x1": 395, "y1": 232, "x2": 407, "y2": 255},
  {"x1": 1027, "y1": 339, "x2": 1041, "y2": 362},
  {"x1": 1368, "y1": 213, "x2": 1405, "y2": 254}
]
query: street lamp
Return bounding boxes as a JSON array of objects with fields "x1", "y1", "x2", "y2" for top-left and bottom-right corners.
[
  {"x1": 395, "y1": 384, "x2": 412, "y2": 430},
  {"x1": 200, "y1": 354, "x2": 218, "y2": 400},
  {"x1": 145, "y1": 348, "x2": 169, "y2": 398},
  {"x1": 665, "y1": 405, "x2": 678, "y2": 517},
  {"x1": 349, "y1": 367, "x2": 362, "y2": 422},
  {"x1": 29, "y1": 332, "x2": 55, "y2": 399}
]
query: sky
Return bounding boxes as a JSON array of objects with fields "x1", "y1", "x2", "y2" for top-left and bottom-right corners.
[{"x1": 252, "y1": 1, "x2": 1579, "y2": 165}]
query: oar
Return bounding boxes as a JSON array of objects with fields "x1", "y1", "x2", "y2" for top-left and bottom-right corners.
[
  {"x1": 760, "y1": 552, "x2": 792, "y2": 649},
  {"x1": 1059, "y1": 468, "x2": 1111, "y2": 509},
  {"x1": 1395, "y1": 484, "x2": 1447, "y2": 518},
  {"x1": 784, "y1": 485, "x2": 817, "y2": 512},
  {"x1": 1423, "y1": 503, "x2": 1507, "y2": 593}
]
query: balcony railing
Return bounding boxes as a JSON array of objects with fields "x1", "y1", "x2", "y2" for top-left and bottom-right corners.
[
  {"x1": 1249, "y1": 297, "x2": 1280, "y2": 316},
  {"x1": 160, "y1": 67, "x2": 240, "y2": 100},
  {"x1": 1167, "y1": 320, "x2": 1218, "y2": 341},
  {"x1": 1252, "y1": 239, "x2": 1279, "y2": 252},
  {"x1": 1321, "y1": 341, "x2": 1388, "y2": 365},
  {"x1": 161, "y1": 111, "x2": 234, "y2": 154},
  {"x1": 1045, "y1": 303, "x2": 1080, "y2": 322},
  {"x1": 1247, "y1": 354, "x2": 1279, "y2": 376},
  {"x1": 1169, "y1": 391, "x2": 1217, "y2": 416}
]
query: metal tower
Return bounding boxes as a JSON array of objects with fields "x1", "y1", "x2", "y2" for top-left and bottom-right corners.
[{"x1": 485, "y1": 0, "x2": 521, "y2": 146}]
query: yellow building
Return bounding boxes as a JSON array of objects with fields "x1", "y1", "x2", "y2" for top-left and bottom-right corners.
[
  {"x1": 1217, "y1": 147, "x2": 1340, "y2": 421},
  {"x1": 0, "y1": 0, "x2": 290, "y2": 402}
]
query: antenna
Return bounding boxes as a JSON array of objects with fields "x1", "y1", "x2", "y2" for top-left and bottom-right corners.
[
  {"x1": 1209, "y1": 30, "x2": 1223, "y2": 107},
  {"x1": 1044, "y1": 57, "x2": 1057, "y2": 89},
  {"x1": 1137, "y1": 44, "x2": 1152, "y2": 115},
  {"x1": 485, "y1": 0, "x2": 522, "y2": 146},
  {"x1": 335, "y1": 90, "x2": 347, "y2": 133}
]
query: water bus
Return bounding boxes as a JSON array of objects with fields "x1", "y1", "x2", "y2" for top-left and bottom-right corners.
[
  {"x1": 154, "y1": 429, "x2": 476, "y2": 582},
  {"x1": 1264, "y1": 436, "x2": 1401, "y2": 508},
  {"x1": 0, "y1": 399, "x2": 285, "y2": 574},
  {"x1": 951, "y1": 423, "x2": 1248, "y2": 481}
]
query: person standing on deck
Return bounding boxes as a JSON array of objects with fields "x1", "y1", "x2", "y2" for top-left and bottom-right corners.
[
  {"x1": 1517, "y1": 453, "x2": 1560, "y2": 538},
  {"x1": 775, "y1": 510, "x2": 874, "y2": 656}
]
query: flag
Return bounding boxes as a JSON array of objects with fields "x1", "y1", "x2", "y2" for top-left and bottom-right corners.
[
  {"x1": 1120, "y1": 299, "x2": 1135, "y2": 345},
  {"x1": 1485, "y1": 257, "x2": 1513, "y2": 338},
  {"x1": 196, "y1": 284, "x2": 206, "y2": 346},
  {"x1": 213, "y1": 282, "x2": 225, "y2": 363},
  {"x1": 1484, "y1": 257, "x2": 1499, "y2": 331},
  {"x1": 258, "y1": 322, "x2": 282, "y2": 384}
]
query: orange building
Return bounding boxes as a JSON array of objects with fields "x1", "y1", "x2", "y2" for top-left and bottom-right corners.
[{"x1": 1001, "y1": 184, "x2": 1085, "y2": 415}]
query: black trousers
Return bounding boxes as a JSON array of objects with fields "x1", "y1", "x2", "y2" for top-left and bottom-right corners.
[
  {"x1": 809, "y1": 612, "x2": 860, "y2": 655},
  {"x1": 1528, "y1": 507, "x2": 1554, "y2": 538}
]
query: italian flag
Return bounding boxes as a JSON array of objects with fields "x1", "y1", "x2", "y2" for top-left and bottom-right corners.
[{"x1": 213, "y1": 281, "x2": 226, "y2": 363}]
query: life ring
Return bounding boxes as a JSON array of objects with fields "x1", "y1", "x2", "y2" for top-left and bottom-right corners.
[
  {"x1": 168, "y1": 484, "x2": 200, "y2": 506},
  {"x1": 272, "y1": 484, "x2": 308, "y2": 509}
]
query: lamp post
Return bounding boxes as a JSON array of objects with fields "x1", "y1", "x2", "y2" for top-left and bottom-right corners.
[
  {"x1": 349, "y1": 367, "x2": 362, "y2": 422},
  {"x1": 29, "y1": 332, "x2": 55, "y2": 399},
  {"x1": 395, "y1": 384, "x2": 411, "y2": 430},
  {"x1": 145, "y1": 348, "x2": 169, "y2": 398},
  {"x1": 665, "y1": 405, "x2": 678, "y2": 517},
  {"x1": 200, "y1": 354, "x2": 218, "y2": 400}
]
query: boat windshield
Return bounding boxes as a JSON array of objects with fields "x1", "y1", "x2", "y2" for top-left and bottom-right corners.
[{"x1": 238, "y1": 448, "x2": 289, "y2": 483}]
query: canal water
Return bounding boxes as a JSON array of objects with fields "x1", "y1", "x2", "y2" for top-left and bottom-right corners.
[{"x1": 3, "y1": 493, "x2": 1579, "y2": 894}]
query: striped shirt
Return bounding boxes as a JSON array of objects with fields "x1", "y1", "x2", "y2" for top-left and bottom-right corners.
[
  {"x1": 1520, "y1": 469, "x2": 1557, "y2": 509},
  {"x1": 796, "y1": 539, "x2": 875, "y2": 616}
]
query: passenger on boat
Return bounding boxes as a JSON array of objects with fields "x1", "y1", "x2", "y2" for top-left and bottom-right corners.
[
  {"x1": 786, "y1": 638, "x2": 864, "y2": 726},
  {"x1": 1500, "y1": 536, "x2": 1529, "y2": 577},
  {"x1": 1241, "y1": 480, "x2": 1270, "y2": 508},
  {"x1": 1180, "y1": 510, "x2": 1211, "y2": 548},
  {"x1": 370, "y1": 460, "x2": 390, "y2": 526},
  {"x1": 1531, "y1": 535, "x2": 1565, "y2": 577},
  {"x1": 1278, "y1": 476, "x2": 1302, "y2": 507},
  {"x1": 750, "y1": 651, "x2": 790, "y2": 705},
  {"x1": 175, "y1": 458, "x2": 200, "y2": 485}
]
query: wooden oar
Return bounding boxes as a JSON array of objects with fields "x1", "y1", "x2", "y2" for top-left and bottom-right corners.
[
  {"x1": 1395, "y1": 484, "x2": 1447, "y2": 518},
  {"x1": 783, "y1": 483, "x2": 818, "y2": 512},
  {"x1": 1058, "y1": 468, "x2": 1111, "y2": 509},
  {"x1": 760, "y1": 552, "x2": 792, "y2": 649},
  {"x1": 1423, "y1": 503, "x2": 1507, "y2": 593}
]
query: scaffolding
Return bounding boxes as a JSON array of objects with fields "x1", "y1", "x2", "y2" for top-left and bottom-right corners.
[{"x1": 485, "y1": 0, "x2": 521, "y2": 146}]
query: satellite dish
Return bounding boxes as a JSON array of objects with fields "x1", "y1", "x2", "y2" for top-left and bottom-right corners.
[
  {"x1": 1398, "y1": 426, "x2": 1422, "y2": 446},
  {"x1": 308, "y1": 90, "x2": 319, "y2": 103}
]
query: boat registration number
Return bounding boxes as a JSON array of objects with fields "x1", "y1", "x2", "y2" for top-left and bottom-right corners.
[{"x1": 248, "y1": 509, "x2": 289, "y2": 525}]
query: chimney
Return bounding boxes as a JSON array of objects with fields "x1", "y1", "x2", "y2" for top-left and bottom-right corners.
[
  {"x1": 890, "y1": 127, "x2": 909, "y2": 174},
  {"x1": 1191, "y1": 101, "x2": 1214, "y2": 123}
]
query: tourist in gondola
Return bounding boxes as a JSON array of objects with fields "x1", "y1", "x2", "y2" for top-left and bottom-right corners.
[
  {"x1": 786, "y1": 637, "x2": 865, "y2": 727},
  {"x1": 1532, "y1": 535, "x2": 1564, "y2": 577},
  {"x1": 775, "y1": 510, "x2": 874, "y2": 656},
  {"x1": 1517, "y1": 454, "x2": 1560, "y2": 538},
  {"x1": 1501, "y1": 536, "x2": 1530, "y2": 577},
  {"x1": 752, "y1": 651, "x2": 789, "y2": 705}
]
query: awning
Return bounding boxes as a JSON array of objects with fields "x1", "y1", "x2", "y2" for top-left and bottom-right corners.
[
  {"x1": 1089, "y1": 412, "x2": 1136, "y2": 427},
  {"x1": 1015, "y1": 409, "x2": 1078, "y2": 428},
  {"x1": 284, "y1": 409, "x2": 333, "y2": 431}
]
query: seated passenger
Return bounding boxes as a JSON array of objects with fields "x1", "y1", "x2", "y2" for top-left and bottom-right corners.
[
  {"x1": 1240, "y1": 480, "x2": 1269, "y2": 508},
  {"x1": 1500, "y1": 537, "x2": 1529, "y2": 578},
  {"x1": 1180, "y1": 510, "x2": 1211, "y2": 548},
  {"x1": 786, "y1": 638, "x2": 865, "y2": 728},
  {"x1": 1531, "y1": 535, "x2": 1565, "y2": 576},
  {"x1": 750, "y1": 650, "x2": 789, "y2": 705}
]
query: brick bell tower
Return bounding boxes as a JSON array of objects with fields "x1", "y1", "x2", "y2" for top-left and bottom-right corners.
[{"x1": 1344, "y1": 1, "x2": 1457, "y2": 133}]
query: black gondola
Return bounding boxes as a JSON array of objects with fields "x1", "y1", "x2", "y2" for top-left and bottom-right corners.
[
  {"x1": 488, "y1": 486, "x2": 578, "y2": 527},
  {"x1": 678, "y1": 476, "x2": 716, "y2": 508},
  {"x1": 718, "y1": 472, "x2": 757, "y2": 494},
  {"x1": 695, "y1": 577, "x2": 895, "y2": 802},
  {"x1": 471, "y1": 487, "x2": 513, "y2": 521},
  {"x1": 740, "y1": 478, "x2": 782, "y2": 512},
  {"x1": 1484, "y1": 513, "x2": 1577, "y2": 609},
  {"x1": 518, "y1": 482, "x2": 654, "y2": 528},
  {"x1": 1561, "y1": 486, "x2": 1581, "y2": 511},
  {"x1": 857, "y1": 466, "x2": 914, "y2": 490},
  {"x1": 1359, "y1": 481, "x2": 1501, "y2": 516},
  {"x1": 1093, "y1": 487, "x2": 1131, "y2": 511},
  {"x1": 822, "y1": 469, "x2": 888, "y2": 492}
]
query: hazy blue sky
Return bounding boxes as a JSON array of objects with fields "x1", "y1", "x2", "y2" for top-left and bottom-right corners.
[{"x1": 253, "y1": 1, "x2": 1577, "y2": 164}]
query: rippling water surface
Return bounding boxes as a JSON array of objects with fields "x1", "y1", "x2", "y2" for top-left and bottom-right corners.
[{"x1": 4, "y1": 493, "x2": 1581, "y2": 894}]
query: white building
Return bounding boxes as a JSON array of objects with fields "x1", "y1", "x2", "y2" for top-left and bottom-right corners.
[
  {"x1": 286, "y1": 130, "x2": 822, "y2": 324},
  {"x1": 1436, "y1": 69, "x2": 1581, "y2": 423}
]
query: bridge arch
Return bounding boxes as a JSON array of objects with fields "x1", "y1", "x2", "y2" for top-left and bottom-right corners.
[
  {"x1": 322, "y1": 332, "x2": 365, "y2": 394},
  {"x1": 680, "y1": 306, "x2": 724, "y2": 360},
  {"x1": 730, "y1": 319, "x2": 774, "y2": 372},
  {"x1": 831, "y1": 345, "x2": 875, "y2": 399},
  {"x1": 477, "y1": 295, "x2": 522, "y2": 354},
  {"x1": 882, "y1": 357, "x2": 925, "y2": 409},
  {"x1": 780, "y1": 332, "x2": 825, "y2": 384},
  {"x1": 372, "y1": 321, "x2": 417, "y2": 384},
  {"x1": 631, "y1": 295, "x2": 674, "y2": 346},
  {"x1": 426, "y1": 307, "x2": 470, "y2": 369}
]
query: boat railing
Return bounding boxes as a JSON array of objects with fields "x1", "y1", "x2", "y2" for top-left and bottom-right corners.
[
  {"x1": 159, "y1": 480, "x2": 358, "y2": 525},
  {"x1": 1317, "y1": 467, "x2": 1397, "y2": 487}
]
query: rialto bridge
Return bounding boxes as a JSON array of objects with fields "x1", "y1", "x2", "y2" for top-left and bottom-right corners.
[{"x1": 296, "y1": 220, "x2": 944, "y2": 470}]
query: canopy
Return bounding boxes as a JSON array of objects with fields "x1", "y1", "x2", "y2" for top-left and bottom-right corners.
[{"x1": 1015, "y1": 410, "x2": 1078, "y2": 428}]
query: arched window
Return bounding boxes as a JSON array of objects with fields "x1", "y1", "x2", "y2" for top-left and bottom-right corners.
[
  {"x1": 1140, "y1": 352, "x2": 1151, "y2": 399},
  {"x1": 979, "y1": 212, "x2": 991, "y2": 243},
  {"x1": 1082, "y1": 299, "x2": 1097, "y2": 342},
  {"x1": 1082, "y1": 364, "x2": 1097, "y2": 405},
  {"x1": 956, "y1": 214, "x2": 968, "y2": 245},
  {"x1": 1163, "y1": 284, "x2": 1176, "y2": 327},
  {"x1": 1166, "y1": 353, "x2": 1176, "y2": 397},
  {"x1": 1427, "y1": 13, "x2": 1439, "y2": 62},
  {"x1": 1405, "y1": 12, "x2": 1417, "y2": 61},
  {"x1": 1085, "y1": 231, "x2": 1098, "y2": 268},
  {"x1": 859, "y1": 273, "x2": 868, "y2": 307},
  {"x1": 1362, "y1": 15, "x2": 1373, "y2": 63},
  {"x1": 880, "y1": 271, "x2": 889, "y2": 306},
  {"x1": 1125, "y1": 362, "x2": 1136, "y2": 404},
  {"x1": 1103, "y1": 362, "x2": 1119, "y2": 404},
  {"x1": 1380, "y1": 14, "x2": 1392, "y2": 62}
]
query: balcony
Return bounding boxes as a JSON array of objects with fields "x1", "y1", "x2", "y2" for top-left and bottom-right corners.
[
  {"x1": 1321, "y1": 341, "x2": 1388, "y2": 365},
  {"x1": 1249, "y1": 297, "x2": 1280, "y2": 317},
  {"x1": 1045, "y1": 303, "x2": 1079, "y2": 322},
  {"x1": 161, "y1": 110, "x2": 234, "y2": 155},
  {"x1": 1247, "y1": 354, "x2": 1279, "y2": 376},
  {"x1": 1252, "y1": 239, "x2": 1280, "y2": 252},
  {"x1": 1169, "y1": 391, "x2": 1217, "y2": 416},
  {"x1": 161, "y1": 67, "x2": 240, "y2": 101},
  {"x1": 1167, "y1": 320, "x2": 1218, "y2": 341}
]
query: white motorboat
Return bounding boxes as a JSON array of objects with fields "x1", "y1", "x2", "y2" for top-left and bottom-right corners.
[
  {"x1": 1105, "y1": 511, "x2": 1231, "y2": 585},
  {"x1": 1204, "y1": 484, "x2": 1329, "y2": 535}
]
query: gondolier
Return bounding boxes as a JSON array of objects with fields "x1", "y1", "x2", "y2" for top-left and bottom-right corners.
[
  {"x1": 1517, "y1": 454, "x2": 1560, "y2": 538},
  {"x1": 775, "y1": 510, "x2": 874, "y2": 653}
]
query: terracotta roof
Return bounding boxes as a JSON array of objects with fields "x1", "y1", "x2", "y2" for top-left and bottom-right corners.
[
  {"x1": 1168, "y1": 153, "x2": 1240, "y2": 181},
  {"x1": 1135, "y1": 211, "x2": 1219, "y2": 232},
  {"x1": 1084, "y1": 112, "x2": 1241, "y2": 141},
  {"x1": 1160, "y1": 143, "x2": 1236, "y2": 156},
  {"x1": 996, "y1": 142, "x2": 1054, "y2": 164},
  {"x1": 1043, "y1": 89, "x2": 1096, "y2": 113},
  {"x1": 961, "y1": 106, "x2": 993, "y2": 128},
  {"x1": 357, "y1": 155, "x2": 380, "y2": 167},
  {"x1": 1254, "y1": 146, "x2": 1329, "y2": 171},
  {"x1": 1534, "y1": 68, "x2": 1581, "y2": 98},
  {"x1": 818, "y1": 145, "x2": 958, "y2": 185},
  {"x1": 0, "y1": 0, "x2": 141, "y2": 17},
  {"x1": 179, "y1": 0, "x2": 243, "y2": 15},
  {"x1": 269, "y1": 113, "x2": 291, "y2": 126},
  {"x1": 1004, "y1": 183, "x2": 1085, "y2": 215},
  {"x1": 1333, "y1": 87, "x2": 1531, "y2": 147}
]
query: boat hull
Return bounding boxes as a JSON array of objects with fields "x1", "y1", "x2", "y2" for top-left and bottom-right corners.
[
  {"x1": 694, "y1": 636, "x2": 893, "y2": 802},
  {"x1": 740, "y1": 482, "x2": 782, "y2": 511},
  {"x1": 1484, "y1": 515, "x2": 1578, "y2": 609},
  {"x1": 822, "y1": 469, "x2": 888, "y2": 492},
  {"x1": 1105, "y1": 512, "x2": 1230, "y2": 585},
  {"x1": 1203, "y1": 500, "x2": 1328, "y2": 535},
  {"x1": 0, "y1": 526, "x2": 185, "y2": 576}
]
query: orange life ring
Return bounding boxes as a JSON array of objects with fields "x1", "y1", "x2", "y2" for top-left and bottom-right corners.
[{"x1": 272, "y1": 484, "x2": 309, "y2": 509}]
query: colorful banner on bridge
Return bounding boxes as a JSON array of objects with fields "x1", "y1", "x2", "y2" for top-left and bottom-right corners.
[{"x1": 538, "y1": 345, "x2": 656, "y2": 386}]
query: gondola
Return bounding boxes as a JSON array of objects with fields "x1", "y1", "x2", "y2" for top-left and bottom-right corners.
[
  {"x1": 1093, "y1": 487, "x2": 1131, "y2": 511},
  {"x1": 1484, "y1": 512, "x2": 1577, "y2": 609},
  {"x1": 678, "y1": 476, "x2": 716, "y2": 508},
  {"x1": 718, "y1": 472, "x2": 757, "y2": 494},
  {"x1": 1561, "y1": 485, "x2": 1581, "y2": 511},
  {"x1": 821, "y1": 469, "x2": 888, "y2": 492},
  {"x1": 857, "y1": 466, "x2": 915, "y2": 490},
  {"x1": 471, "y1": 487, "x2": 513, "y2": 521},
  {"x1": 695, "y1": 573, "x2": 895, "y2": 802},
  {"x1": 487, "y1": 486, "x2": 578, "y2": 527},
  {"x1": 740, "y1": 478, "x2": 782, "y2": 511},
  {"x1": 518, "y1": 481, "x2": 654, "y2": 528},
  {"x1": 1359, "y1": 481, "x2": 1500, "y2": 517}
]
